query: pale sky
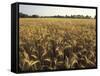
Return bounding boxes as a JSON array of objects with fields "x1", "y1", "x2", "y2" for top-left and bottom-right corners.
[{"x1": 19, "y1": 4, "x2": 96, "y2": 18}]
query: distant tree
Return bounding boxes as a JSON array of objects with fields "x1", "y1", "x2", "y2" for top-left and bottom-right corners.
[
  {"x1": 76, "y1": 15, "x2": 84, "y2": 18},
  {"x1": 19, "y1": 12, "x2": 29, "y2": 18},
  {"x1": 32, "y1": 15, "x2": 39, "y2": 18},
  {"x1": 19, "y1": 12, "x2": 92, "y2": 19},
  {"x1": 51, "y1": 15, "x2": 64, "y2": 18},
  {"x1": 65, "y1": 15, "x2": 70, "y2": 18},
  {"x1": 85, "y1": 15, "x2": 91, "y2": 19},
  {"x1": 66, "y1": 14, "x2": 92, "y2": 19}
]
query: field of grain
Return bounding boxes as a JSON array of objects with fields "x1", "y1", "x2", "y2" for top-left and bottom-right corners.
[{"x1": 19, "y1": 18, "x2": 96, "y2": 71}]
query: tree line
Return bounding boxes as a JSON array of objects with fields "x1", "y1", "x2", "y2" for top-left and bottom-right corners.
[{"x1": 19, "y1": 12, "x2": 95, "y2": 19}]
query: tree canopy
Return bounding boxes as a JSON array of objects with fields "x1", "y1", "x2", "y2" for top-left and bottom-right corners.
[{"x1": 19, "y1": 12, "x2": 93, "y2": 19}]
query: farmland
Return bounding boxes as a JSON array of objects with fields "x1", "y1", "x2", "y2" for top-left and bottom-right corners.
[{"x1": 19, "y1": 18, "x2": 96, "y2": 71}]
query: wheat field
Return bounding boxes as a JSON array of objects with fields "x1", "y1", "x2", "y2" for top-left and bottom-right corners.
[{"x1": 19, "y1": 18, "x2": 96, "y2": 71}]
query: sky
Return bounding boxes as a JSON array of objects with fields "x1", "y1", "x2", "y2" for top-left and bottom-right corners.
[{"x1": 19, "y1": 4, "x2": 96, "y2": 18}]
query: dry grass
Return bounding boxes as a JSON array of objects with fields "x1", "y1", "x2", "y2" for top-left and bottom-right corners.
[{"x1": 19, "y1": 18, "x2": 96, "y2": 71}]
